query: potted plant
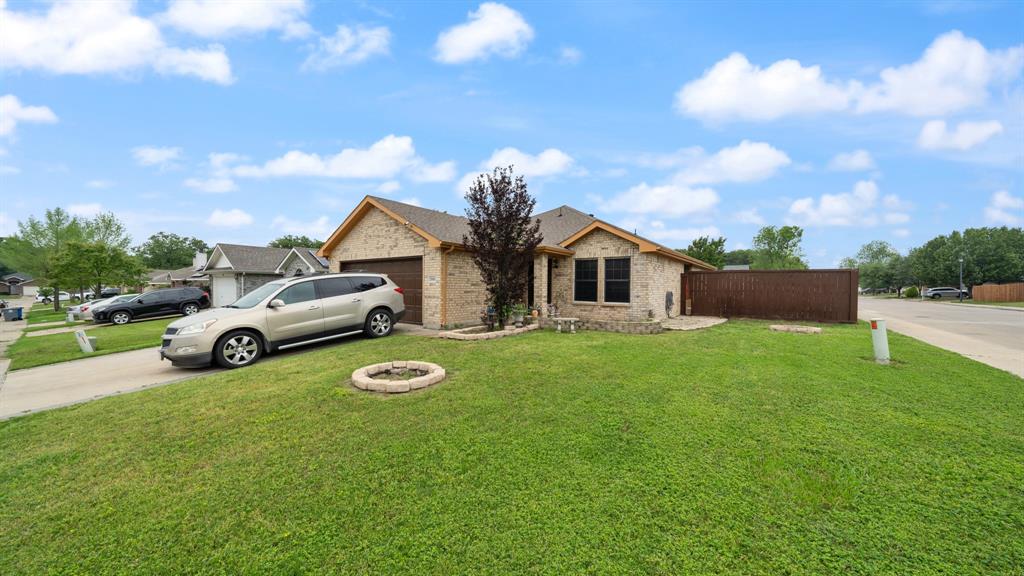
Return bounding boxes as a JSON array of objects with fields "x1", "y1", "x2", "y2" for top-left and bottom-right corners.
[{"x1": 511, "y1": 303, "x2": 528, "y2": 328}]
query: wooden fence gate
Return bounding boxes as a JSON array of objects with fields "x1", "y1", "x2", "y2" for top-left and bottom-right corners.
[
  {"x1": 685, "y1": 269, "x2": 859, "y2": 323},
  {"x1": 972, "y1": 282, "x2": 1024, "y2": 302}
]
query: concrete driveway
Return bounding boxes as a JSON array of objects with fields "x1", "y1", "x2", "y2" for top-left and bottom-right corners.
[
  {"x1": 0, "y1": 322, "x2": 436, "y2": 420},
  {"x1": 858, "y1": 297, "x2": 1023, "y2": 377},
  {"x1": 0, "y1": 347, "x2": 218, "y2": 420}
]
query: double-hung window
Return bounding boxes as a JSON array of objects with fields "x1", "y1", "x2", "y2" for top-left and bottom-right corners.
[
  {"x1": 604, "y1": 258, "x2": 630, "y2": 303},
  {"x1": 574, "y1": 259, "x2": 598, "y2": 302}
]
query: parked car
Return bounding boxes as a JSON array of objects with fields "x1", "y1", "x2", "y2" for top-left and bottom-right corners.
[
  {"x1": 93, "y1": 287, "x2": 210, "y2": 325},
  {"x1": 924, "y1": 286, "x2": 970, "y2": 299},
  {"x1": 85, "y1": 294, "x2": 137, "y2": 320},
  {"x1": 81, "y1": 287, "x2": 120, "y2": 300},
  {"x1": 161, "y1": 273, "x2": 405, "y2": 369},
  {"x1": 36, "y1": 291, "x2": 75, "y2": 305}
]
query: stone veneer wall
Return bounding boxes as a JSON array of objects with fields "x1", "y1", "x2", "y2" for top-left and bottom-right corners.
[
  {"x1": 327, "y1": 207, "x2": 444, "y2": 329},
  {"x1": 547, "y1": 228, "x2": 685, "y2": 323},
  {"x1": 237, "y1": 273, "x2": 282, "y2": 297}
]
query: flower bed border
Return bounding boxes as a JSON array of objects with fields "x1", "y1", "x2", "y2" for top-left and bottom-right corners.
[
  {"x1": 439, "y1": 324, "x2": 539, "y2": 340},
  {"x1": 351, "y1": 361, "x2": 446, "y2": 393}
]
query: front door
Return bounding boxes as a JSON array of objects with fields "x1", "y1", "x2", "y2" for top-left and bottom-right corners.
[{"x1": 266, "y1": 281, "x2": 324, "y2": 345}]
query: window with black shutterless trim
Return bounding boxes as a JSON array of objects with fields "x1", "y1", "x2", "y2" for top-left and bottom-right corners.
[
  {"x1": 604, "y1": 257, "x2": 630, "y2": 303},
  {"x1": 574, "y1": 259, "x2": 598, "y2": 302}
]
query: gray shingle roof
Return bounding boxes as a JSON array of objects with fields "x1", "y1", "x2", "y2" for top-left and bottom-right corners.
[
  {"x1": 286, "y1": 247, "x2": 330, "y2": 271},
  {"x1": 369, "y1": 196, "x2": 596, "y2": 248},
  {"x1": 208, "y1": 244, "x2": 291, "y2": 273}
]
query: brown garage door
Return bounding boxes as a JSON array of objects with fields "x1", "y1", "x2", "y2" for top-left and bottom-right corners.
[{"x1": 340, "y1": 257, "x2": 422, "y2": 324}]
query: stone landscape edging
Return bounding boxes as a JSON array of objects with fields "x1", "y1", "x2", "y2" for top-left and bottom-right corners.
[
  {"x1": 351, "y1": 360, "x2": 446, "y2": 393},
  {"x1": 438, "y1": 324, "x2": 539, "y2": 340}
]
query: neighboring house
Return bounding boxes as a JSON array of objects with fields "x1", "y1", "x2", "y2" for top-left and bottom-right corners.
[
  {"x1": 317, "y1": 195, "x2": 715, "y2": 330},
  {"x1": 147, "y1": 252, "x2": 211, "y2": 291},
  {"x1": 723, "y1": 264, "x2": 751, "y2": 271},
  {"x1": 1, "y1": 273, "x2": 36, "y2": 296},
  {"x1": 202, "y1": 244, "x2": 292, "y2": 307},
  {"x1": 276, "y1": 247, "x2": 330, "y2": 278}
]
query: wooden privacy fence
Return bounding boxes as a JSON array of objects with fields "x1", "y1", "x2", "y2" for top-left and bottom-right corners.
[
  {"x1": 685, "y1": 269, "x2": 859, "y2": 323},
  {"x1": 972, "y1": 282, "x2": 1024, "y2": 302}
]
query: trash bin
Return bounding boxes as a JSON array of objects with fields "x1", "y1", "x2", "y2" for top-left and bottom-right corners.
[{"x1": 4, "y1": 307, "x2": 24, "y2": 321}]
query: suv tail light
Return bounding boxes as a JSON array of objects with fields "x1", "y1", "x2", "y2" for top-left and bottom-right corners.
[
  {"x1": 394, "y1": 287, "x2": 404, "y2": 295},
  {"x1": 202, "y1": 291, "x2": 209, "y2": 298}
]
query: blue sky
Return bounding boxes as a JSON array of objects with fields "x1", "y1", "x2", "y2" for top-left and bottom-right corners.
[{"x1": 1, "y1": 0, "x2": 1022, "y2": 266}]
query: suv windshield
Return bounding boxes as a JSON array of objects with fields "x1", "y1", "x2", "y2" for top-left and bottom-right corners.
[{"x1": 228, "y1": 280, "x2": 286, "y2": 309}]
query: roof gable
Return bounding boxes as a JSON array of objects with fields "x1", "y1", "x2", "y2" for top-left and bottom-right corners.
[
  {"x1": 277, "y1": 247, "x2": 330, "y2": 274},
  {"x1": 562, "y1": 221, "x2": 717, "y2": 270},
  {"x1": 204, "y1": 244, "x2": 290, "y2": 274}
]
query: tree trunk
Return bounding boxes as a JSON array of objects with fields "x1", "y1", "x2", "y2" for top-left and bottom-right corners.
[{"x1": 52, "y1": 284, "x2": 60, "y2": 312}]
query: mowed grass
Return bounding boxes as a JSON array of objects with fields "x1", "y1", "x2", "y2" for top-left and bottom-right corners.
[
  {"x1": 7, "y1": 317, "x2": 174, "y2": 370},
  {"x1": 22, "y1": 320, "x2": 88, "y2": 333},
  {"x1": 25, "y1": 304, "x2": 71, "y2": 325},
  {"x1": 1, "y1": 321, "x2": 1021, "y2": 574}
]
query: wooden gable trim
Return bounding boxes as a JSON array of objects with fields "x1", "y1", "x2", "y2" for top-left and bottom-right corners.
[
  {"x1": 560, "y1": 221, "x2": 716, "y2": 270},
  {"x1": 203, "y1": 245, "x2": 233, "y2": 271},
  {"x1": 318, "y1": 196, "x2": 443, "y2": 258}
]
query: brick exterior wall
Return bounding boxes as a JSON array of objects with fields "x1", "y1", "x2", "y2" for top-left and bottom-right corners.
[
  {"x1": 444, "y1": 249, "x2": 488, "y2": 327},
  {"x1": 237, "y1": 273, "x2": 281, "y2": 297},
  {"x1": 547, "y1": 228, "x2": 685, "y2": 324}
]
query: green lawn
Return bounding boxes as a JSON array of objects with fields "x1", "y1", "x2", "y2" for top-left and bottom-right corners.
[
  {"x1": 21, "y1": 320, "x2": 88, "y2": 333},
  {"x1": 6, "y1": 317, "x2": 174, "y2": 370},
  {"x1": 25, "y1": 304, "x2": 70, "y2": 325},
  {"x1": 1, "y1": 322, "x2": 1021, "y2": 574}
]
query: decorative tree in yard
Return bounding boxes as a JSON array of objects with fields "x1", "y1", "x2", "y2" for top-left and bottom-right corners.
[{"x1": 463, "y1": 166, "x2": 542, "y2": 325}]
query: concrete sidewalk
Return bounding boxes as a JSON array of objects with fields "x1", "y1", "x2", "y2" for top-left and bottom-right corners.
[{"x1": 0, "y1": 347, "x2": 217, "y2": 420}]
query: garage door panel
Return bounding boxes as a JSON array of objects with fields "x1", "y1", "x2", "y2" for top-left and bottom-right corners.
[{"x1": 341, "y1": 257, "x2": 422, "y2": 324}]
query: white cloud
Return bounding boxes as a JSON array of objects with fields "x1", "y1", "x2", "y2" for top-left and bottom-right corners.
[
  {"x1": 67, "y1": 203, "x2": 103, "y2": 218},
  {"x1": 184, "y1": 177, "x2": 238, "y2": 193},
  {"x1": 302, "y1": 25, "x2": 391, "y2": 71},
  {"x1": 398, "y1": 197, "x2": 422, "y2": 207},
  {"x1": 0, "y1": 165, "x2": 21, "y2": 175},
  {"x1": 675, "y1": 30, "x2": 1023, "y2": 122},
  {"x1": 883, "y1": 212, "x2": 911, "y2": 224},
  {"x1": 234, "y1": 135, "x2": 454, "y2": 182},
  {"x1": 271, "y1": 214, "x2": 332, "y2": 237},
  {"x1": 133, "y1": 146, "x2": 182, "y2": 169},
  {"x1": 917, "y1": 119, "x2": 1003, "y2": 150},
  {"x1": 160, "y1": 0, "x2": 312, "y2": 39},
  {"x1": 828, "y1": 149, "x2": 875, "y2": 171},
  {"x1": 892, "y1": 228, "x2": 911, "y2": 238},
  {"x1": 0, "y1": 1, "x2": 233, "y2": 85},
  {"x1": 857, "y1": 31, "x2": 1023, "y2": 115},
  {"x1": 675, "y1": 53, "x2": 852, "y2": 121},
  {"x1": 788, "y1": 180, "x2": 882, "y2": 226},
  {"x1": 456, "y1": 147, "x2": 575, "y2": 192},
  {"x1": 597, "y1": 183, "x2": 719, "y2": 217},
  {"x1": 559, "y1": 46, "x2": 583, "y2": 65},
  {"x1": 673, "y1": 140, "x2": 791, "y2": 185},
  {"x1": 86, "y1": 179, "x2": 114, "y2": 189},
  {"x1": 207, "y1": 208, "x2": 253, "y2": 227},
  {"x1": 984, "y1": 190, "x2": 1023, "y2": 225},
  {"x1": 734, "y1": 208, "x2": 766, "y2": 225},
  {"x1": 0, "y1": 94, "x2": 58, "y2": 138},
  {"x1": 435, "y1": 2, "x2": 534, "y2": 64},
  {"x1": 376, "y1": 180, "x2": 401, "y2": 194}
]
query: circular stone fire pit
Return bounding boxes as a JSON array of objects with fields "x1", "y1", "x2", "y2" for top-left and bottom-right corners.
[{"x1": 351, "y1": 361, "x2": 446, "y2": 394}]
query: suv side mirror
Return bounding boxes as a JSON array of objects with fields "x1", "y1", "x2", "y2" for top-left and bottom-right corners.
[{"x1": 269, "y1": 299, "x2": 285, "y2": 308}]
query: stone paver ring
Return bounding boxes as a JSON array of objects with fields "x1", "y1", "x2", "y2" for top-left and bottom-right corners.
[{"x1": 351, "y1": 361, "x2": 446, "y2": 393}]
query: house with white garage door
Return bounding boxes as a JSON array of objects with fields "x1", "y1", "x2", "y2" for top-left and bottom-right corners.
[{"x1": 202, "y1": 244, "x2": 292, "y2": 307}]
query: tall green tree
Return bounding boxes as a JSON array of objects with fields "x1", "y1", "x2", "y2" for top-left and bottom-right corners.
[
  {"x1": 268, "y1": 235, "x2": 323, "y2": 249},
  {"x1": 680, "y1": 236, "x2": 726, "y2": 269},
  {"x1": 724, "y1": 249, "x2": 755, "y2": 266},
  {"x1": 909, "y1": 227, "x2": 1024, "y2": 288},
  {"x1": 0, "y1": 208, "x2": 85, "y2": 310},
  {"x1": 751, "y1": 225, "x2": 807, "y2": 269},
  {"x1": 463, "y1": 166, "x2": 542, "y2": 324},
  {"x1": 53, "y1": 241, "x2": 146, "y2": 298},
  {"x1": 136, "y1": 232, "x2": 209, "y2": 269}
]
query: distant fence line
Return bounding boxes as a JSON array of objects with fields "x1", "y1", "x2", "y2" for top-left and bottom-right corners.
[
  {"x1": 687, "y1": 269, "x2": 858, "y2": 324},
  {"x1": 972, "y1": 283, "x2": 1024, "y2": 302}
]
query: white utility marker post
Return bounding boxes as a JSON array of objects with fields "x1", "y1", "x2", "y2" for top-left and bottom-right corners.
[
  {"x1": 66, "y1": 311, "x2": 75, "y2": 323},
  {"x1": 870, "y1": 318, "x2": 890, "y2": 365},
  {"x1": 74, "y1": 330, "x2": 96, "y2": 354}
]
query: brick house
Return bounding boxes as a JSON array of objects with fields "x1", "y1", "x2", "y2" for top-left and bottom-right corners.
[{"x1": 317, "y1": 196, "x2": 715, "y2": 330}]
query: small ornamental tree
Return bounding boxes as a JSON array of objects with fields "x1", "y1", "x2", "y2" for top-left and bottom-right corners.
[{"x1": 463, "y1": 166, "x2": 542, "y2": 325}]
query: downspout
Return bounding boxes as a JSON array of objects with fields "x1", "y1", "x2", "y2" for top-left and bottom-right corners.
[{"x1": 440, "y1": 245, "x2": 456, "y2": 328}]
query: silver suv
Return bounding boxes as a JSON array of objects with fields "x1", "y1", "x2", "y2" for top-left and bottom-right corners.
[{"x1": 160, "y1": 273, "x2": 405, "y2": 369}]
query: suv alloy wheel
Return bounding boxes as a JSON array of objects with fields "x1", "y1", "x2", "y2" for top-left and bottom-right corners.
[
  {"x1": 111, "y1": 311, "x2": 132, "y2": 325},
  {"x1": 182, "y1": 303, "x2": 200, "y2": 315}
]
